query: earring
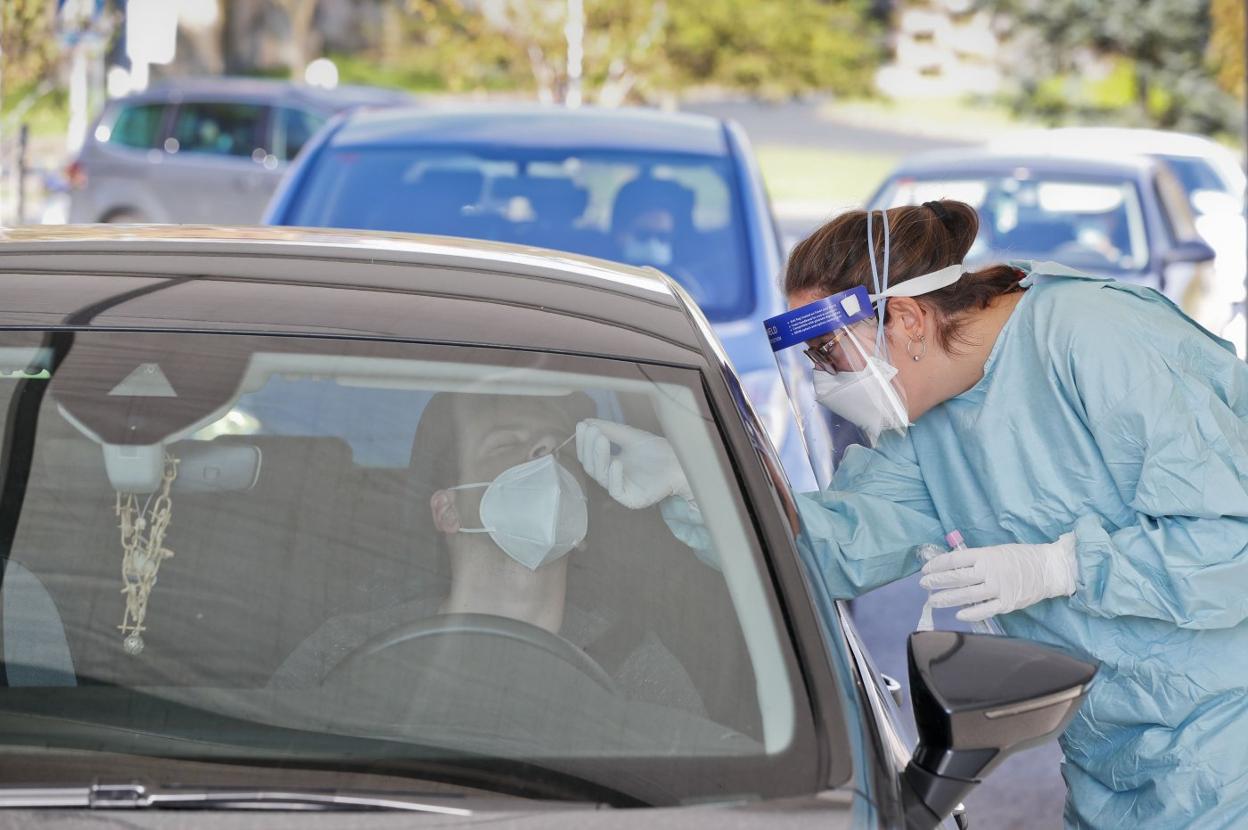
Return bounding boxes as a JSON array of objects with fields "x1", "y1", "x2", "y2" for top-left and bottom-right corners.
[{"x1": 906, "y1": 335, "x2": 927, "y2": 362}]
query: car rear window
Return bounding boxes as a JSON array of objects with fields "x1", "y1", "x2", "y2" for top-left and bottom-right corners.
[
  {"x1": 877, "y1": 172, "x2": 1151, "y2": 274},
  {"x1": 281, "y1": 147, "x2": 755, "y2": 321},
  {"x1": 0, "y1": 329, "x2": 819, "y2": 805},
  {"x1": 106, "y1": 103, "x2": 165, "y2": 149}
]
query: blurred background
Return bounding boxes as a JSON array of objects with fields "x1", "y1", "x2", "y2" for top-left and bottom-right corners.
[
  {"x1": 7, "y1": 1, "x2": 1246, "y2": 233},
  {"x1": 4, "y1": 2, "x2": 1246, "y2": 826}
]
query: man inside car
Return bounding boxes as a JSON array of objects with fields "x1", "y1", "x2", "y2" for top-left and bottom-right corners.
[{"x1": 270, "y1": 390, "x2": 706, "y2": 714}]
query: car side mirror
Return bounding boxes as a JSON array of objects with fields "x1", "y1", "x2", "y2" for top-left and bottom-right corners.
[
  {"x1": 900, "y1": 631, "x2": 1097, "y2": 829},
  {"x1": 1164, "y1": 238, "x2": 1216, "y2": 265}
]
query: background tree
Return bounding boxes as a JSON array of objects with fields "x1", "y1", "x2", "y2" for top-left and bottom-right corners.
[
  {"x1": 665, "y1": 0, "x2": 878, "y2": 99},
  {"x1": 393, "y1": 0, "x2": 879, "y2": 103},
  {"x1": 2, "y1": 0, "x2": 59, "y2": 104},
  {"x1": 985, "y1": 0, "x2": 1238, "y2": 133},
  {"x1": 1210, "y1": 0, "x2": 1244, "y2": 100},
  {"x1": 274, "y1": 0, "x2": 322, "y2": 76}
]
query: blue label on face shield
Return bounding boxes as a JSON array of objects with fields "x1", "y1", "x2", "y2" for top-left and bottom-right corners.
[{"x1": 765, "y1": 286, "x2": 874, "y2": 352}]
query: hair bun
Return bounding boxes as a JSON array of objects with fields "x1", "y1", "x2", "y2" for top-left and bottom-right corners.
[{"x1": 922, "y1": 200, "x2": 956, "y2": 231}]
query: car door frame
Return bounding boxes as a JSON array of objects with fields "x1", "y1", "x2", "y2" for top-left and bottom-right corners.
[{"x1": 683, "y1": 313, "x2": 920, "y2": 825}]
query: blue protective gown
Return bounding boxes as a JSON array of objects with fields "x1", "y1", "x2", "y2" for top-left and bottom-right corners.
[{"x1": 797, "y1": 261, "x2": 1248, "y2": 828}]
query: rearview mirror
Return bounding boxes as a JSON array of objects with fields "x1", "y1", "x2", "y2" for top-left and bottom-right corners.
[{"x1": 900, "y1": 632, "x2": 1096, "y2": 829}]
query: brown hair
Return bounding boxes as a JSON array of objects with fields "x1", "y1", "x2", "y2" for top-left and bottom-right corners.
[{"x1": 784, "y1": 200, "x2": 1024, "y2": 352}]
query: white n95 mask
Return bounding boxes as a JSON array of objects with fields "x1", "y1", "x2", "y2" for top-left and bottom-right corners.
[
  {"x1": 452, "y1": 454, "x2": 588, "y2": 571},
  {"x1": 813, "y1": 356, "x2": 910, "y2": 442}
]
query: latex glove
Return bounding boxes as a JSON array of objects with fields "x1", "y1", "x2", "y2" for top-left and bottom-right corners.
[
  {"x1": 575, "y1": 419, "x2": 692, "y2": 509},
  {"x1": 659, "y1": 496, "x2": 719, "y2": 570},
  {"x1": 919, "y1": 533, "x2": 1078, "y2": 622}
]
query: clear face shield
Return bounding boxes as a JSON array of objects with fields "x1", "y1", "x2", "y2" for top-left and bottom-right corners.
[
  {"x1": 766, "y1": 285, "x2": 909, "y2": 471},
  {"x1": 766, "y1": 209, "x2": 969, "y2": 484}
]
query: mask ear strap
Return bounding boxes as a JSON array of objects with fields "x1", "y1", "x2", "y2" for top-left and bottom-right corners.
[
  {"x1": 866, "y1": 210, "x2": 891, "y2": 352},
  {"x1": 866, "y1": 210, "x2": 882, "y2": 297}
]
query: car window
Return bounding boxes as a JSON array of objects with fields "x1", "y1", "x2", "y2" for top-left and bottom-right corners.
[
  {"x1": 1157, "y1": 154, "x2": 1227, "y2": 198},
  {"x1": 0, "y1": 330, "x2": 819, "y2": 804},
  {"x1": 282, "y1": 147, "x2": 755, "y2": 321},
  {"x1": 275, "y1": 107, "x2": 326, "y2": 161},
  {"x1": 879, "y1": 173, "x2": 1151, "y2": 274},
  {"x1": 170, "y1": 102, "x2": 267, "y2": 158},
  {"x1": 106, "y1": 103, "x2": 165, "y2": 149}
]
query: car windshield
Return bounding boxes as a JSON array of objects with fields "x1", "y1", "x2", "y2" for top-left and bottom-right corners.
[
  {"x1": 0, "y1": 330, "x2": 817, "y2": 805},
  {"x1": 283, "y1": 147, "x2": 754, "y2": 321},
  {"x1": 877, "y1": 173, "x2": 1151, "y2": 274}
]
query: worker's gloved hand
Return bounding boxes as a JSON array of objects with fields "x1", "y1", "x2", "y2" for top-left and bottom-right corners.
[
  {"x1": 575, "y1": 419, "x2": 692, "y2": 509},
  {"x1": 919, "y1": 533, "x2": 1078, "y2": 622},
  {"x1": 659, "y1": 496, "x2": 719, "y2": 569}
]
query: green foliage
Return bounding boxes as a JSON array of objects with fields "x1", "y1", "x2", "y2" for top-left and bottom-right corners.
[
  {"x1": 1210, "y1": 0, "x2": 1244, "y2": 99},
  {"x1": 986, "y1": 0, "x2": 1239, "y2": 133},
  {"x1": 402, "y1": 0, "x2": 529, "y2": 93},
  {"x1": 1086, "y1": 57, "x2": 1137, "y2": 110},
  {"x1": 386, "y1": 0, "x2": 880, "y2": 102},
  {"x1": 330, "y1": 51, "x2": 446, "y2": 92},
  {"x1": 666, "y1": 0, "x2": 880, "y2": 98},
  {"x1": 2, "y1": 0, "x2": 59, "y2": 103}
]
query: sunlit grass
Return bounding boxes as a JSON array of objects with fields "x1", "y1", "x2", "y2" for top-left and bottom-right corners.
[
  {"x1": 825, "y1": 95, "x2": 1036, "y2": 139},
  {"x1": 756, "y1": 145, "x2": 899, "y2": 207}
]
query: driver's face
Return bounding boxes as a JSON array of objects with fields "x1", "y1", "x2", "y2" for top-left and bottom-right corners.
[{"x1": 452, "y1": 395, "x2": 582, "y2": 500}]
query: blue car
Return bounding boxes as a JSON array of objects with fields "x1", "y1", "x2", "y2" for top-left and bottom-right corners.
[{"x1": 264, "y1": 105, "x2": 828, "y2": 489}]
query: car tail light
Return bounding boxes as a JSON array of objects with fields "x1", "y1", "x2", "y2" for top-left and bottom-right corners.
[{"x1": 65, "y1": 160, "x2": 87, "y2": 190}]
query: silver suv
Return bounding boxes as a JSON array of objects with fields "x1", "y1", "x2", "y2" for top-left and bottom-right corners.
[{"x1": 66, "y1": 77, "x2": 408, "y2": 224}]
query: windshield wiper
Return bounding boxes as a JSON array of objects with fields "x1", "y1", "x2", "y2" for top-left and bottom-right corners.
[{"x1": 0, "y1": 782, "x2": 480, "y2": 814}]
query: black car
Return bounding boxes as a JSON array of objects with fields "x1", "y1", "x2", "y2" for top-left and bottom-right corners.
[{"x1": 0, "y1": 226, "x2": 1093, "y2": 828}]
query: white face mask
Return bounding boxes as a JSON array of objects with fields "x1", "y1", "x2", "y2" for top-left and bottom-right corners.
[
  {"x1": 622, "y1": 235, "x2": 673, "y2": 267},
  {"x1": 452, "y1": 454, "x2": 588, "y2": 571},
  {"x1": 813, "y1": 357, "x2": 910, "y2": 442}
]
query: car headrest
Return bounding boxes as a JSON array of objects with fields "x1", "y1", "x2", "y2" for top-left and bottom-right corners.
[{"x1": 416, "y1": 169, "x2": 485, "y2": 209}]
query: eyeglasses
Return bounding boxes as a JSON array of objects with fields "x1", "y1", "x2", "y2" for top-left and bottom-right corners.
[{"x1": 803, "y1": 329, "x2": 850, "y2": 374}]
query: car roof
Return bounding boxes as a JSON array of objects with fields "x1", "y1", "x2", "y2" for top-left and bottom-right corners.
[
  {"x1": 119, "y1": 76, "x2": 412, "y2": 111},
  {"x1": 328, "y1": 104, "x2": 730, "y2": 155},
  {"x1": 996, "y1": 127, "x2": 1236, "y2": 159},
  {"x1": 0, "y1": 226, "x2": 708, "y2": 366},
  {"x1": 886, "y1": 148, "x2": 1157, "y2": 179}
]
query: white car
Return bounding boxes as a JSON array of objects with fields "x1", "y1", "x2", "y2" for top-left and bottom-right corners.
[{"x1": 990, "y1": 128, "x2": 1246, "y2": 352}]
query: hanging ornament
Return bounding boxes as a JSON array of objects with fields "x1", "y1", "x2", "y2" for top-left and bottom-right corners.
[{"x1": 115, "y1": 454, "x2": 179, "y2": 655}]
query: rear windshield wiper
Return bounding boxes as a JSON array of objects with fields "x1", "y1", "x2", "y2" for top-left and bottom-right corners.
[{"x1": 0, "y1": 782, "x2": 489, "y2": 814}]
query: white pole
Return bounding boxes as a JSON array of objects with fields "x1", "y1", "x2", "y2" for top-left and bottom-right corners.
[{"x1": 565, "y1": 0, "x2": 584, "y2": 108}]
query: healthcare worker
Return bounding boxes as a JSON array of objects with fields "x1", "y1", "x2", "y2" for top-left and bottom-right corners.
[{"x1": 576, "y1": 200, "x2": 1248, "y2": 829}]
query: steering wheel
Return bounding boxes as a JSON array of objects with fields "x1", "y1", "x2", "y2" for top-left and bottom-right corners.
[{"x1": 324, "y1": 612, "x2": 618, "y2": 694}]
